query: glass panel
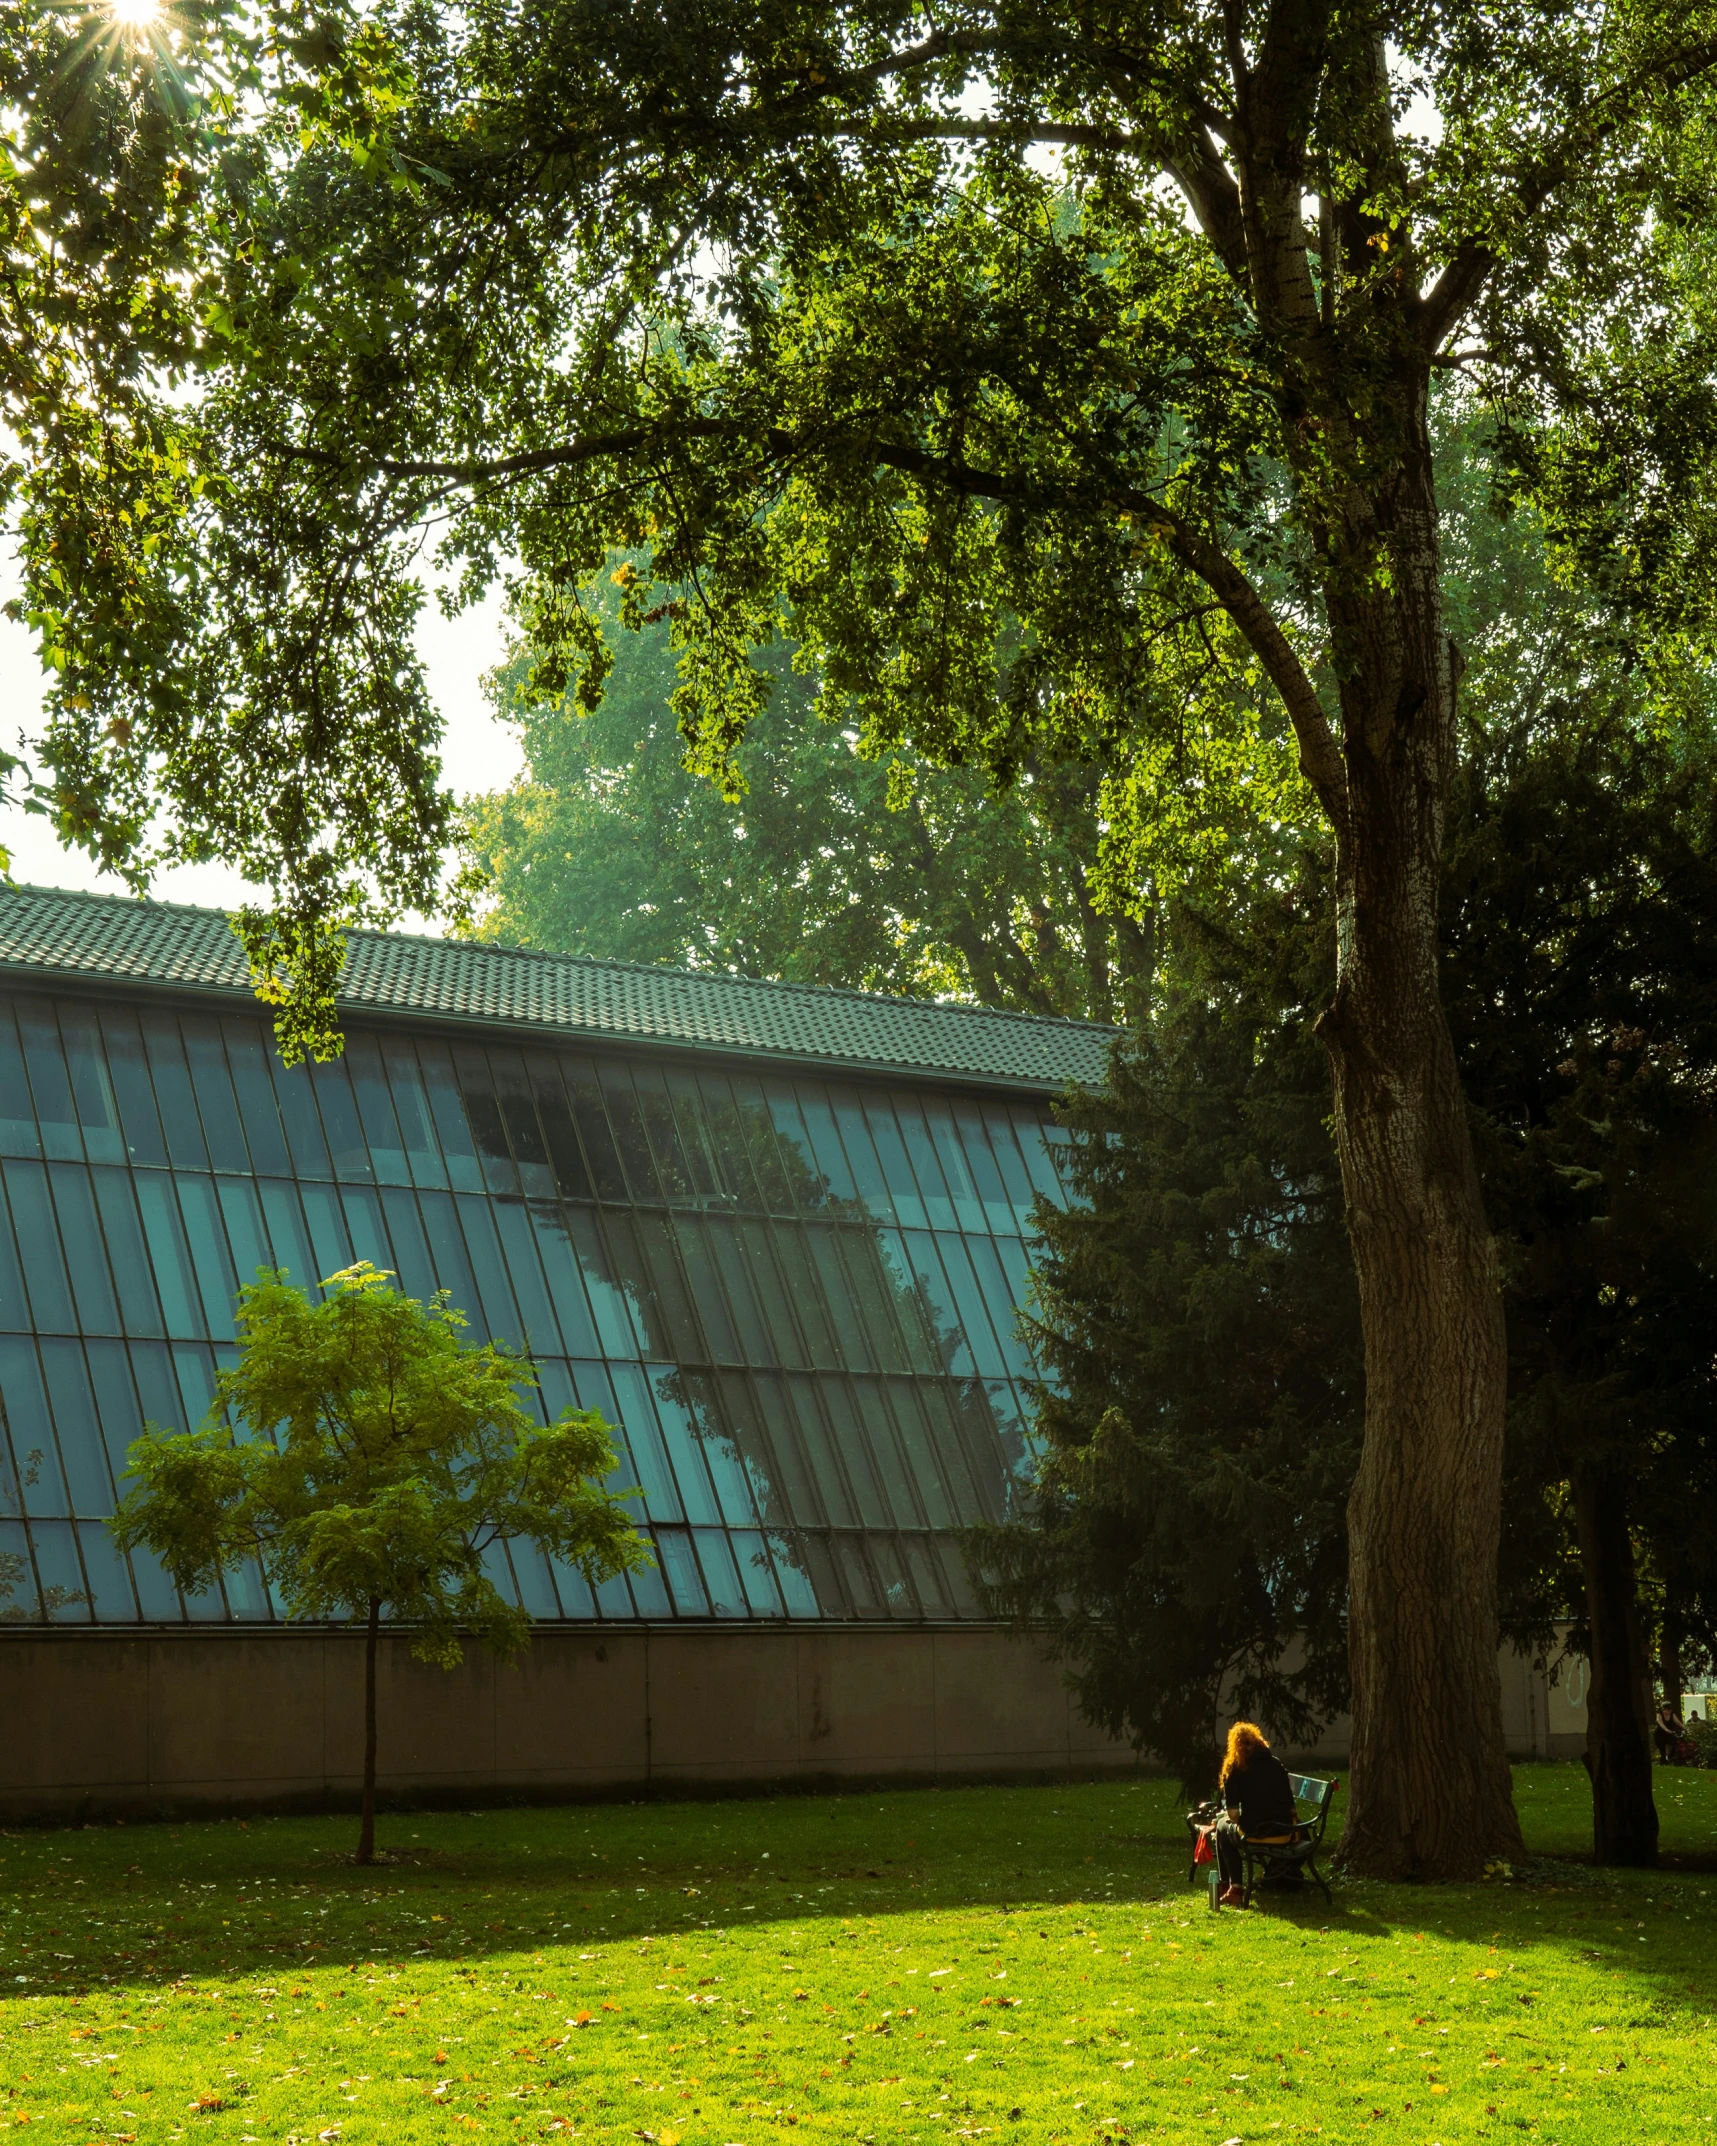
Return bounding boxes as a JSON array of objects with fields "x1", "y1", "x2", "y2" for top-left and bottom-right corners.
[
  {"x1": 932, "y1": 1534, "x2": 983, "y2": 1616},
  {"x1": 455, "y1": 1045, "x2": 519, "y2": 1196},
  {"x1": 738, "y1": 1220, "x2": 810, "y2": 1369},
  {"x1": 982, "y1": 1108, "x2": 1042, "y2": 1231},
  {"x1": 674, "y1": 1370, "x2": 760, "y2": 1525},
  {"x1": 48, "y1": 1164, "x2": 120, "y2": 1337},
  {"x1": 345, "y1": 1033, "x2": 411, "y2": 1185},
  {"x1": 806, "y1": 1225, "x2": 867, "y2": 1369},
  {"x1": 829, "y1": 1090, "x2": 895, "y2": 1221},
  {"x1": 628, "y1": 1555, "x2": 673, "y2": 1619},
  {"x1": 99, "y1": 1008, "x2": 169, "y2": 1167},
  {"x1": 717, "y1": 1075, "x2": 793, "y2": 1212},
  {"x1": 454, "y1": 1195, "x2": 523, "y2": 1343},
  {"x1": 526, "y1": 1056, "x2": 593, "y2": 1202},
  {"x1": 128, "y1": 1538, "x2": 183, "y2": 1621},
  {"x1": 932, "y1": 1233, "x2": 1010, "y2": 1379},
  {"x1": 1014, "y1": 1109, "x2": 1071, "y2": 1208},
  {"x1": 885, "y1": 1381, "x2": 957, "y2": 1529},
  {"x1": 492, "y1": 1054, "x2": 555, "y2": 1198},
  {"x1": 785, "y1": 1373, "x2": 860, "y2": 1526},
  {"x1": 258, "y1": 1180, "x2": 318, "y2": 1294},
  {"x1": 768, "y1": 1535, "x2": 820, "y2": 1618},
  {"x1": 662, "y1": 1070, "x2": 723, "y2": 1203},
  {"x1": 337, "y1": 1184, "x2": 394, "y2": 1277},
  {"x1": 900, "y1": 1231, "x2": 972, "y2": 1376},
  {"x1": 654, "y1": 1527, "x2": 708, "y2": 1615},
  {"x1": 605, "y1": 1211, "x2": 698, "y2": 1360},
  {"x1": 416, "y1": 1189, "x2": 482, "y2": 1328},
  {"x1": 563, "y1": 1064, "x2": 629, "y2": 1201},
  {"x1": 181, "y1": 1017, "x2": 251, "y2": 1173},
  {"x1": 40, "y1": 1339, "x2": 112, "y2": 1514},
  {"x1": 893, "y1": 1096, "x2": 958, "y2": 1230},
  {"x1": 85, "y1": 1339, "x2": 143, "y2": 1495},
  {"x1": 418, "y1": 1044, "x2": 484, "y2": 1193},
  {"x1": 378, "y1": 1186, "x2": 438, "y2": 1303},
  {"x1": 381, "y1": 1039, "x2": 449, "y2": 1190},
  {"x1": 777, "y1": 1223, "x2": 841, "y2": 1369},
  {"x1": 920, "y1": 1099, "x2": 984, "y2": 1231},
  {"x1": 851, "y1": 1376, "x2": 923, "y2": 1528},
  {"x1": 77, "y1": 1521, "x2": 136, "y2": 1621},
  {"x1": 819, "y1": 1378, "x2": 889, "y2": 1528},
  {"x1": 0, "y1": 1003, "x2": 41, "y2": 1157},
  {"x1": 598, "y1": 1066, "x2": 661, "y2": 1201},
  {"x1": 743, "y1": 1370, "x2": 825, "y2": 1527},
  {"x1": 225, "y1": 1559, "x2": 272, "y2": 1620},
  {"x1": 647, "y1": 1374, "x2": 721, "y2": 1525},
  {"x1": 492, "y1": 1199, "x2": 561, "y2": 1357},
  {"x1": 832, "y1": 1534, "x2": 882, "y2": 1616},
  {"x1": 926, "y1": 1381, "x2": 1003, "y2": 1523},
  {"x1": 953, "y1": 1099, "x2": 1015, "y2": 1233},
  {"x1": 527, "y1": 1204, "x2": 601, "y2": 1356},
  {"x1": 868, "y1": 1532, "x2": 918, "y2": 1619},
  {"x1": 861, "y1": 1095, "x2": 926, "y2": 1229},
  {"x1": 4, "y1": 1160, "x2": 76, "y2": 1333},
  {"x1": 296, "y1": 1180, "x2": 353, "y2": 1283},
  {"x1": 668, "y1": 1215, "x2": 742, "y2": 1363},
  {"x1": 970, "y1": 1235, "x2": 1037, "y2": 1379},
  {"x1": 172, "y1": 1344, "x2": 220, "y2": 1432},
  {"x1": 270, "y1": 1053, "x2": 333, "y2": 1179},
  {"x1": 692, "y1": 1527, "x2": 748, "y2": 1617},
  {"x1": 631, "y1": 1066, "x2": 693, "y2": 1200},
  {"x1": 17, "y1": 998, "x2": 82, "y2": 1161},
  {"x1": 135, "y1": 1175, "x2": 206, "y2": 1339},
  {"x1": 129, "y1": 1339, "x2": 187, "y2": 1437},
  {"x1": 509, "y1": 1540, "x2": 561, "y2": 1619},
  {"x1": 225, "y1": 1025, "x2": 292, "y2": 1175},
  {"x1": 29, "y1": 1517, "x2": 90, "y2": 1620},
  {"x1": 0, "y1": 1336, "x2": 64, "y2": 1513},
  {"x1": 766, "y1": 1086, "x2": 833, "y2": 1209},
  {"x1": 902, "y1": 1533, "x2": 953, "y2": 1619},
  {"x1": 565, "y1": 1210, "x2": 640, "y2": 1356},
  {"x1": 216, "y1": 1178, "x2": 274, "y2": 1298},
  {"x1": 607, "y1": 1362, "x2": 685, "y2": 1521},
  {"x1": 91, "y1": 1169, "x2": 164, "y2": 1335},
  {"x1": 835, "y1": 1229, "x2": 912, "y2": 1374},
  {"x1": 138, "y1": 1011, "x2": 209, "y2": 1170},
  {"x1": 798, "y1": 1530, "x2": 850, "y2": 1616},
  {"x1": 309, "y1": 1058, "x2": 373, "y2": 1183},
  {"x1": 549, "y1": 1554, "x2": 598, "y2": 1618},
  {"x1": 58, "y1": 1005, "x2": 124, "y2": 1165},
  {"x1": 0, "y1": 1163, "x2": 32, "y2": 1332}
]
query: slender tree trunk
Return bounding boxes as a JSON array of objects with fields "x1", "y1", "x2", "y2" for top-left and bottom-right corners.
[
  {"x1": 1319, "y1": 390, "x2": 1525, "y2": 1880},
  {"x1": 1572, "y1": 1470, "x2": 1658, "y2": 1867},
  {"x1": 1659, "y1": 1618, "x2": 1685, "y2": 1722},
  {"x1": 357, "y1": 1598, "x2": 381, "y2": 1867}
]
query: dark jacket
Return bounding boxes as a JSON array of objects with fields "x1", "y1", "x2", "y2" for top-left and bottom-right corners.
[{"x1": 1222, "y1": 1746, "x2": 1298, "y2": 1838}]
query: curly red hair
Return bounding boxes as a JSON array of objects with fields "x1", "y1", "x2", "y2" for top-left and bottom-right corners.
[{"x1": 1219, "y1": 1720, "x2": 1271, "y2": 1785}]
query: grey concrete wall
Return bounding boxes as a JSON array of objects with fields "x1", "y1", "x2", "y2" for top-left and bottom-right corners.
[
  {"x1": 0, "y1": 1625, "x2": 1590, "y2": 1823},
  {"x1": 0, "y1": 1625, "x2": 1136, "y2": 1822}
]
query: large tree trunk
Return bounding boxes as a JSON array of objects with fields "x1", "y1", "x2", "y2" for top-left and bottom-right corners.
[
  {"x1": 1318, "y1": 388, "x2": 1525, "y2": 1880},
  {"x1": 1572, "y1": 1469, "x2": 1658, "y2": 1867},
  {"x1": 357, "y1": 1597, "x2": 381, "y2": 1867}
]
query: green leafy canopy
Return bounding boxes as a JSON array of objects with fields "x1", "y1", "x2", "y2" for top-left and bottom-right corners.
[{"x1": 109, "y1": 1261, "x2": 650, "y2": 1661}]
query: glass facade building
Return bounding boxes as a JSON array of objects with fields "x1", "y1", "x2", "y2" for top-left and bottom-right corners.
[{"x1": 0, "y1": 891, "x2": 1109, "y2": 1633}]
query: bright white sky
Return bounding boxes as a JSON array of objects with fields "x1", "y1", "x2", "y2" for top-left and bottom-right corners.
[{"x1": 0, "y1": 550, "x2": 522, "y2": 924}]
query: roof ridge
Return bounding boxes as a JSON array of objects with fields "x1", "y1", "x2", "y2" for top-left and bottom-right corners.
[{"x1": 3, "y1": 879, "x2": 1117, "y2": 1040}]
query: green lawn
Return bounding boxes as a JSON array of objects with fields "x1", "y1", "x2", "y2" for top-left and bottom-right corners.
[{"x1": 4, "y1": 1764, "x2": 1716, "y2": 2146}]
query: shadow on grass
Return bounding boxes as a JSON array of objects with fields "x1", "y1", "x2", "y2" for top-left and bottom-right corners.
[{"x1": 2, "y1": 1767, "x2": 1716, "y2": 2025}]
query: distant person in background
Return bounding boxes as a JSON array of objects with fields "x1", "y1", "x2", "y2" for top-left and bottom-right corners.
[
  {"x1": 1215, "y1": 1721, "x2": 1299, "y2": 1907},
  {"x1": 1654, "y1": 1700, "x2": 1691, "y2": 1765}
]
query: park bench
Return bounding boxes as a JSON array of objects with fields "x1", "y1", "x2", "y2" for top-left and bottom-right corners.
[{"x1": 1186, "y1": 1772, "x2": 1338, "y2": 1908}]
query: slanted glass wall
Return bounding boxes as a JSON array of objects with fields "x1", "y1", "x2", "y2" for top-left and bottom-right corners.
[{"x1": 0, "y1": 987, "x2": 1068, "y2": 1628}]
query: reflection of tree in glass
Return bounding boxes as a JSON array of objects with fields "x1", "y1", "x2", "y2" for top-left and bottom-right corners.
[{"x1": 0, "y1": 1446, "x2": 92, "y2": 1621}]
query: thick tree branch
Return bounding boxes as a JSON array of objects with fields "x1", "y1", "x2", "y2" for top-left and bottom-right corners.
[{"x1": 1418, "y1": 31, "x2": 1717, "y2": 352}]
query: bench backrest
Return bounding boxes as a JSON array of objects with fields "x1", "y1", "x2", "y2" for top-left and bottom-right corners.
[{"x1": 1287, "y1": 1773, "x2": 1336, "y2": 1814}]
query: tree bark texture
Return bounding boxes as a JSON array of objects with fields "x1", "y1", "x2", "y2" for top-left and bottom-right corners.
[
  {"x1": 1317, "y1": 393, "x2": 1524, "y2": 1880},
  {"x1": 1572, "y1": 1470, "x2": 1659, "y2": 1867},
  {"x1": 357, "y1": 1598, "x2": 381, "y2": 1867}
]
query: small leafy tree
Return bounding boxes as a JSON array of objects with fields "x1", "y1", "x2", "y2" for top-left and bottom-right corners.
[{"x1": 111, "y1": 1263, "x2": 650, "y2": 1862}]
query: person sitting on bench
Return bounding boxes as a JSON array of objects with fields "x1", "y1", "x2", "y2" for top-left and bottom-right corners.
[{"x1": 1215, "y1": 1721, "x2": 1298, "y2": 1907}]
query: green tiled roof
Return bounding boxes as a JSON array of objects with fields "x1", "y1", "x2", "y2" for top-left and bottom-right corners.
[{"x1": 0, "y1": 883, "x2": 1117, "y2": 1094}]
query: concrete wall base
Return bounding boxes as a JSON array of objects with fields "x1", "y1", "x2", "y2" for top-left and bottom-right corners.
[
  {"x1": 0, "y1": 1624, "x2": 1590, "y2": 1824},
  {"x1": 0, "y1": 1625, "x2": 1138, "y2": 1823}
]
